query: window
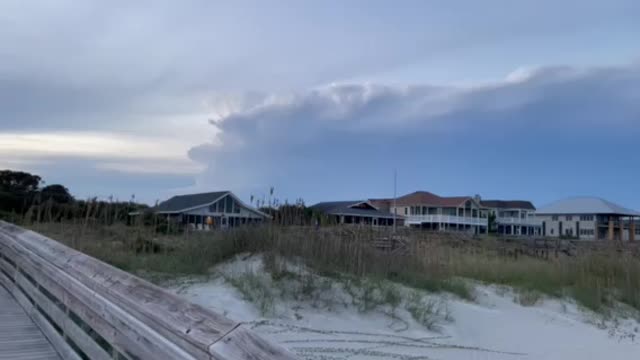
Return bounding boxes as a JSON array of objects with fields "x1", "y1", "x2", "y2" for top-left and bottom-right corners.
[
  {"x1": 552, "y1": 215, "x2": 558, "y2": 221},
  {"x1": 579, "y1": 215, "x2": 594, "y2": 221},
  {"x1": 404, "y1": 208, "x2": 408, "y2": 215},
  {"x1": 225, "y1": 196, "x2": 233, "y2": 213},
  {"x1": 550, "y1": 228, "x2": 554, "y2": 235},
  {"x1": 566, "y1": 215, "x2": 573, "y2": 221}
]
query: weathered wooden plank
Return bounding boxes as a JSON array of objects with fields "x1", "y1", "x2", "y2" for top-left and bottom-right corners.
[
  {"x1": 210, "y1": 325, "x2": 298, "y2": 360},
  {"x1": 15, "y1": 272, "x2": 112, "y2": 360},
  {"x1": 9, "y1": 280, "x2": 80, "y2": 360},
  {"x1": 0, "y1": 221, "x2": 298, "y2": 360},
  {"x1": 0, "y1": 252, "x2": 16, "y2": 281},
  {"x1": 29, "y1": 311, "x2": 82, "y2": 360},
  {"x1": 0, "y1": 268, "x2": 12, "y2": 291},
  {"x1": 0, "y1": 225, "x2": 237, "y2": 358},
  {"x1": 0, "y1": 285, "x2": 60, "y2": 360},
  {"x1": 2, "y1": 234, "x2": 199, "y2": 360}
]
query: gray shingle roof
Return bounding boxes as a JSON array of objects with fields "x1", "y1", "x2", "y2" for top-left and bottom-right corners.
[
  {"x1": 480, "y1": 200, "x2": 536, "y2": 210},
  {"x1": 311, "y1": 201, "x2": 362, "y2": 212},
  {"x1": 310, "y1": 200, "x2": 399, "y2": 218},
  {"x1": 395, "y1": 191, "x2": 473, "y2": 207},
  {"x1": 536, "y1": 197, "x2": 640, "y2": 216},
  {"x1": 154, "y1": 191, "x2": 229, "y2": 213}
]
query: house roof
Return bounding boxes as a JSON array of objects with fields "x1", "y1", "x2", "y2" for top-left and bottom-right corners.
[
  {"x1": 310, "y1": 200, "x2": 400, "y2": 219},
  {"x1": 154, "y1": 191, "x2": 230, "y2": 213},
  {"x1": 480, "y1": 200, "x2": 536, "y2": 210},
  {"x1": 367, "y1": 198, "x2": 391, "y2": 211},
  {"x1": 311, "y1": 201, "x2": 362, "y2": 213},
  {"x1": 536, "y1": 197, "x2": 640, "y2": 216},
  {"x1": 394, "y1": 191, "x2": 473, "y2": 207}
]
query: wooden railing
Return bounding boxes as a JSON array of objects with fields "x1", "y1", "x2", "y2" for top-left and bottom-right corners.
[{"x1": 0, "y1": 221, "x2": 296, "y2": 360}]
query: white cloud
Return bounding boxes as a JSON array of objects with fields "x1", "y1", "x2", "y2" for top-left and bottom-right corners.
[
  {"x1": 95, "y1": 161, "x2": 204, "y2": 175},
  {"x1": 0, "y1": 132, "x2": 202, "y2": 175},
  {"x1": 1, "y1": 1, "x2": 639, "y2": 203}
]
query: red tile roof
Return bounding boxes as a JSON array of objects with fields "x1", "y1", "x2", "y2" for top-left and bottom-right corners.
[{"x1": 368, "y1": 198, "x2": 392, "y2": 211}]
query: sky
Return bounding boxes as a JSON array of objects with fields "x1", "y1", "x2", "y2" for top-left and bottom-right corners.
[{"x1": 1, "y1": 0, "x2": 639, "y2": 208}]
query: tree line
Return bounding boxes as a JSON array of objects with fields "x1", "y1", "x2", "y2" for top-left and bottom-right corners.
[
  {"x1": 0, "y1": 169, "x2": 330, "y2": 229},
  {"x1": 0, "y1": 169, "x2": 147, "y2": 224}
]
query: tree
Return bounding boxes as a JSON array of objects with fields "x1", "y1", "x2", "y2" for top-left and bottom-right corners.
[
  {"x1": 0, "y1": 170, "x2": 42, "y2": 213},
  {"x1": 488, "y1": 213, "x2": 497, "y2": 234},
  {"x1": 40, "y1": 184, "x2": 74, "y2": 204},
  {"x1": 0, "y1": 170, "x2": 41, "y2": 193}
]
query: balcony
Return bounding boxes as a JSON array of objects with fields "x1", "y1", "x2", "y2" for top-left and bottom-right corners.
[
  {"x1": 496, "y1": 217, "x2": 542, "y2": 226},
  {"x1": 405, "y1": 214, "x2": 488, "y2": 226}
]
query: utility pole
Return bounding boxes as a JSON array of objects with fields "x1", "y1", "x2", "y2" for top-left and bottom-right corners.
[{"x1": 393, "y1": 169, "x2": 397, "y2": 234}]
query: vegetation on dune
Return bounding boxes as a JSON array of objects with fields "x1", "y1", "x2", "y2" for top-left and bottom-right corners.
[
  {"x1": 221, "y1": 252, "x2": 452, "y2": 330},
  {"x1": 24, "y1": 219, "x2": 640, "y2": 314},
  {"x1": 3, "y1": 169, "x2": 640, "y2": 315}
]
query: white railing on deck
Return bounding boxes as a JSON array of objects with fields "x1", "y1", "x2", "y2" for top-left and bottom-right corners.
[
  {"x1": 0, "y1": 221, "x2": 296, "y2": 360},
  {"x1": 405, "y1": 214, "x2": 488, "y2": 226},
  {"x1": 496, "y1": 217, "x2": 542, "y2": 226}
]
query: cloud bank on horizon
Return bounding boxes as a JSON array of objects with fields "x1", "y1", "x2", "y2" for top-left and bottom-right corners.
[
  {"x1": 1, "y1": 0, "x2": 639, "y2": 206},
  {"x1": 188, "y1": 62, "x2": 640, "y2": 205}
]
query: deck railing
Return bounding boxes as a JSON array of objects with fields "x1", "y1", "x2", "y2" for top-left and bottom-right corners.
[
  {"x1": 496, "y1": 217, "x2": 542, "y2": 226},
  {"x1": 404, "y1": 214, "x2": 488, "y2": 226},
  {"x1": 0, "y1": 221, "x2": 296, "y2": 360}
]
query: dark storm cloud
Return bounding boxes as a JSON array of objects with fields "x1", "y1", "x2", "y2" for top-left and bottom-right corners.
[{"x1": 188, "y1": 63, "x2": 640, "y2": 201}]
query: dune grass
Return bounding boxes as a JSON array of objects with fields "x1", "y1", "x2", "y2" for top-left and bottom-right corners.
[{"x1": 26, "y1": 221, "x2": 640, "y2": 313}]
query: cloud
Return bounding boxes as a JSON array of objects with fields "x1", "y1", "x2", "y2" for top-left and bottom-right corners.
[
  {"x1": 95, "y1": 160, "x2": 203, "y2": 175},
  {"x1": 0, "y1": 132, "x2": 202, "y2": 175},
  {"x1": 189, "y1": 62, "x2": 640, "y2": 201},
  {"x1": 1, "y1": 1, "x2": 639, "y2": 204}
]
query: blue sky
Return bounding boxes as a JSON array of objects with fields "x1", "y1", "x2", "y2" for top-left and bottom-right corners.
[{"x1": 1, "y1": 0, "x2": 639, "y2": 209}]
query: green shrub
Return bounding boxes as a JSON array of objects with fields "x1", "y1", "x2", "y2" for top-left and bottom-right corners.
[
  {"x1": 224, "y1": 272, "x2": 275, "y2": 316},
  {"x1": 405, "y1": 291, "x2": 446, "y2": 331}
]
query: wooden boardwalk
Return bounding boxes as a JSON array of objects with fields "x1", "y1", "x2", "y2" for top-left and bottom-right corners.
[{"x1": 0, "y1": 285, "x2": 60, "y2": 360}]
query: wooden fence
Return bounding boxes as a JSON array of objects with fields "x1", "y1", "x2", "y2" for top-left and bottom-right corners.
[{"x1": 0, "y1": 221, "x2": 296, "y2": 360}]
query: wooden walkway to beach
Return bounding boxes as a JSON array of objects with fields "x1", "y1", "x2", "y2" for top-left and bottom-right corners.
[
  {"x1": 0, "y1": 285, "x2": 60, "y2": 360},
  {"x1": 0, "y1": 221, "x2": 295, "y2": 360}
]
